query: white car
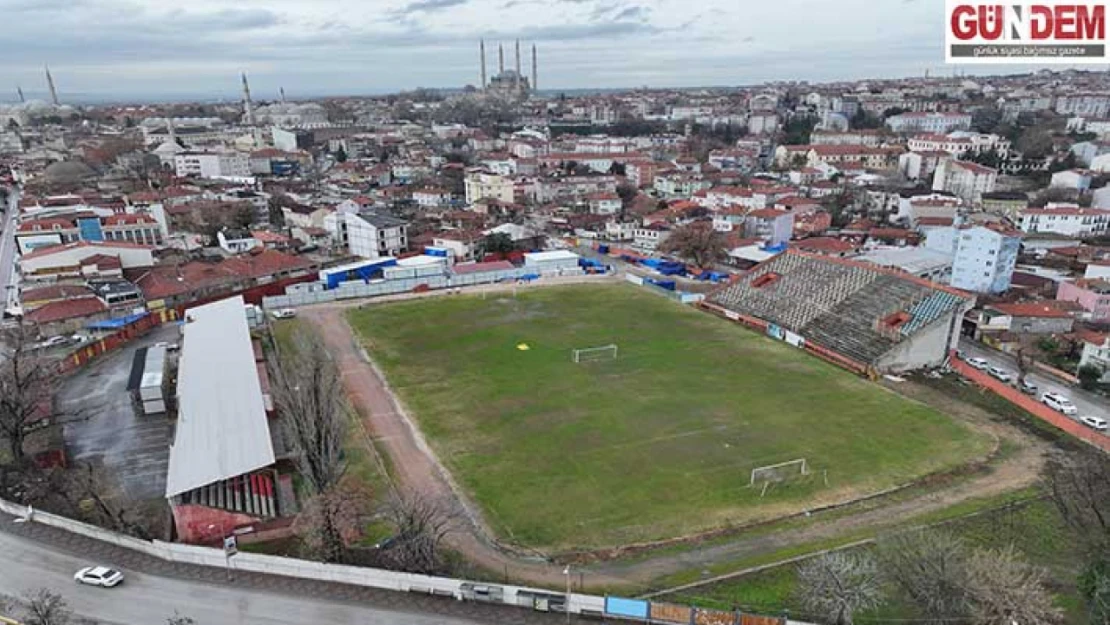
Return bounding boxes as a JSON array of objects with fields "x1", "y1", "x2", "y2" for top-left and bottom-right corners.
[
  {"x1": 965, "y1": 357, "x2": 990, "y2": 370},
  {"x1": 1079, "y1": 415, "x2": 1108, "y2": 432},
  {"x1": 987, "y1": 366, "x2": 1013, "y2": 383},
  {"x1": 74, "y1": 566, "x2": 124, "y2": 588},
  {"x1": 271, "y1": 309, "x2": 297, "y2": 320},
  {"x1": 1041, "y1": 392, "x2": 1078, "y2": 416}
]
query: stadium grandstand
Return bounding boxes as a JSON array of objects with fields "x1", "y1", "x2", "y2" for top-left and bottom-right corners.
[{"x1": 704, "y1": 250, "x2": 974, "y2": 374}]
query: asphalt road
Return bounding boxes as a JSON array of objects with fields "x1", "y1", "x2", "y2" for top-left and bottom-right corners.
[
  {"x1": 959, "y1": 338, "x2": 1110, "y2": 436},
  {"x1": 0, "y1": 186, "x2": 18, "y2": 310},
  {"x1": 0, "y1": 527, "x2": 486, "y2": 625}
]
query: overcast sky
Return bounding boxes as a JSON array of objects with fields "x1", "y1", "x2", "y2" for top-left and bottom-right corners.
[{"x1": 0, "y1": 0, "x2": 1012, "y2": 101}]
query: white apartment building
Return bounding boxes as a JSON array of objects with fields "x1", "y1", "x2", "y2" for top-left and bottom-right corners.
[
  {"x1": 464, "y1": 170, "x2": 515, "y2": 205},
  {"x1": 886, "y1": 112, "x2": 972, "y2": 134},
  {"x1": 906, "y1": 132, "x2": 1010, "y2": 157},
  {"x1": 931, "y1": 159, "x2": 997, "y2": 203},
  {"x1": 174, "y1": 151, "x2": 251, "y2": 179},
  {"x1": 325, "y1": 209, "x2": 408, "y2": 259},
  {"x1": 1055, "y1": 94, "x2": 1110, "y2": 118},
  {"x1": 924, "y1": 225, "x2": 1020, "y2": 294},
  {"x1": 1019, "y1": 204, "x2": 1110, "y2": 237}
]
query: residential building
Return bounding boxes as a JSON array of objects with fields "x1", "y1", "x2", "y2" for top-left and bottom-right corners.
[
  {"x1": 906, "y1": 132, "x2": 1010, "y2": 157},
  {"x1": 744, "y1": 209, "x2": 794, "y2": 247},
  {"x1": 1049, "y1": 169, "x2": 1093, "y2": 191},
  {"x1": 1078, "y1": 332, "x2": 1110, "y2": 380},
  {"x1": 325, "y1": 209, "x2": 409, "y2": 259},
  {"x1": 1055, "y1": 93, "x2": 1110, "y2": 118},
  {"x1": 1057, "y1": 279, "x2": 1110, "y2": 322},
  {"x1": 16, "y1": 213, "x2": 163, "y2": 254},
  {"x1": 587, "y1": 192, "x2": 621, "y2": 215},
  {"x1": 924, "y1": 225, "x2": 1021, "y2": 294},
  {"x1": 632, "y1": 222, "x2": 673, "y2": 252},
  {"x1": 886, "y1": 112, "x2": 972, "y2": 134},
  {"x1": 931, "y1": 159, "x2": 997, "y2": 203},
  {"x1": 19, "y1": 241, "x2": 155, "y2": 278},
  {"x1": 1019, "y1": 204, "x2": 1110, "y2": 237},
  {"x1": 984, "y1": 302, "x2": 1075, "y2": 334},
  {"x1": 216, "y1": 229, "x2": 260, "y2": 254},
  {"x1": 174, "y1": 151, "x2": 251, "y2": 179},
  {"x1": 899, "y1": 151, "x2": 951, "y2": 182},
  {"x1": 464, "y1": 170, "x2": 515, "y2": 204}
]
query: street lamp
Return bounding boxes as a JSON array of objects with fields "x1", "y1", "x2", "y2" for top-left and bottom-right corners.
[
  {"x1": 207, "y1": 522, "x2": 233, "y2": 581},
  {"x1": 563, "y1": 565, "x2": 571, "y2": 625}
]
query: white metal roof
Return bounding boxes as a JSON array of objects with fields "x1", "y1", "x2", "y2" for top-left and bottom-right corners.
[
  {"x1": 524, "y1": 250, "x2": 579, "y2": 263},
  {"x1": 165, "y1": 296, "x2": 274, "y2": 498}
]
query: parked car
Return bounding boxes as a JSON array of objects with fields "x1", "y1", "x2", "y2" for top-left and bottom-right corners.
[
  {"x1": 1079, "y1": 415, "x2": 1108, "y2": 432},
  {"x1": 74, "y1": 566, "x2": 124, "y2": 588},
  {"x1": 1019, "y1": 379, "x2": 1038, "y2": 395},
  {"x1": 154, "y1": 341, "x2": 180, "y2": 352},
  {"x1": 271, "y1": 309, "x2": 297, "y2": 320},
  {"x1": 987, "y1": 366, "x2": 1013, "y2": 383},
  {"x1": 965, "y1": 357, "x2": 990, "y2": 370},
  {"x1": 1041, "y1": 392, "x2": 1078, "y2": 416},
  {"x1": 36, "y1": 335, "x2": 70, "y2": 350}
]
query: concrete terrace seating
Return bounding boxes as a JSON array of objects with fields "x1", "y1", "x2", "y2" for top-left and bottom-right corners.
[{"x1": 708, "y1": 251, "x2": 966, "y2": 367}]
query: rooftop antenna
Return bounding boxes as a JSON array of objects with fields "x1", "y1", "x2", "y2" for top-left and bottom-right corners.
[{"x1": 44, "y1": 65, "x2": 59, "y2": 106}]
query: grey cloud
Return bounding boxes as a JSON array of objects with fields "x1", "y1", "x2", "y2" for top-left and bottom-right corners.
[
  {"x1": 399, "y1": 0, "x2": 469, "y2": 13},
  {"x1": 165, "y1": 7, "x2": 283, "y2": 30},
  {"x1": 612, "y1": 6, "x2": 646, "y2": 21}
]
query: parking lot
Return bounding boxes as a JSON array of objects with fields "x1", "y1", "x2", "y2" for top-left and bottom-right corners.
[{"x1": 58, "y1": 324, "x2": 180, "y2": 501}]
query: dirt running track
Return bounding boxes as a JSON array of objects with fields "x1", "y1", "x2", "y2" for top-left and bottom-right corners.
[{"x1": 300, "y1": 282, "x2": 1048, "y2": 592}]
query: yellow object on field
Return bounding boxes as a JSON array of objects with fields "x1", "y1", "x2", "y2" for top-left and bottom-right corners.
[{"x1": 517, "y1": 343, "x2": 530, "y2": 351}]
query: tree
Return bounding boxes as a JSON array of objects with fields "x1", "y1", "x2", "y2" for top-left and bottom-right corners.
[
  {"x1": 479, "y1": 232, "x2": 514, "y2": 257},
  {"x1": 964, "y1": 546, "x2": 1062, "y2": 625},
  {"x1": 63, "y1": 460, "x2": 150, "y2": 538},
  {"x1": 1078, "y1": 560, "x2": 1110, "y2": 625},
  {"x1": 334, "y1": 147, "x2": 348, "y2": 163},
  {"x1": 782, "y1": 115, "x2": 818, "y2": 145},
  {"x1": 1078, "y1": 364, "x2": 1103, "y2": 390},
  {"x1": 658, "y1": 222, "x2": 727, "y2": 269},
  {"x1": 796, "y1": 551, "x2": 885, "y2": 625},
  {"x1": 377, "y1": 494, "x2": 458, "y2": 575},
  {"x1": 269, "y1": 330, "x2": 346, "y2": 496},
  {"x1": 616, "y1": 183, "x2": 638, "y2": 215},
  {"x1": 0, "y1": 323, "x2": 59, "y2": 463},
  {"x1": 21, "y1": 589, "x2": 71, "y2": 625},
  {"x1": 1044, "y1": 450, "x2": 1110, "y2": 621},
  {"x1": 877, "y1": 530, "x2": 970, "y2": 624},
  {"x1": 294, "y1": 483, "x2": 372, "y2": 564}
]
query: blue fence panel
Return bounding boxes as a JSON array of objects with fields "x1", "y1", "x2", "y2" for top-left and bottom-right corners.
[{"x1": 604, "y1": 597, "x2": 649, "y2": 619}]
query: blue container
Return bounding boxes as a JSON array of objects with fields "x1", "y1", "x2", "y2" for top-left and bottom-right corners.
[{"x1": 598, "y1": 244, "x2": 610, "y2": 254}]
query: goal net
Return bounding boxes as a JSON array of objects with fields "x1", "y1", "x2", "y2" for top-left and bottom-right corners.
[
  {"x1": 750, "y1": 458, "x2": 808, "y2": 487},
  {"x1": 573, "y1": 344, "x2": 618, "y2": 363}
]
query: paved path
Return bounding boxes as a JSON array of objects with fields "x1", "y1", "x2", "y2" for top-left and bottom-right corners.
[
  {"x1": 0, "y1": 511, "x2": 592, "y2": 625},
  {"x1": 302, "y1": 282, "x2": 1046, "y2": 592}
]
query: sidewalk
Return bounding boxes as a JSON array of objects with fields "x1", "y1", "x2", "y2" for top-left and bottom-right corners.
[{"x1": 0, "y1": 511, "x2": 595, "y2": 625}]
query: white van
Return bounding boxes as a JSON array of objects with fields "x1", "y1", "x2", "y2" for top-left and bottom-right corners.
[
  {"x1": 1079, "y1": 415, "x2": 1108, "y2": 432},
  {"x1": 1041, "y1": 392, "x2": 1078, "y2": 416}
]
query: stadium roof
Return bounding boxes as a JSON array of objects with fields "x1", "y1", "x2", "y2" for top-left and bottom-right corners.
[{"x1": 165, "y1": 296, "x2": 274, "y2": 498}]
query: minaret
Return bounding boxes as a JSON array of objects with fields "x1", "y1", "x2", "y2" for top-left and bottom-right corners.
[
  {"x1": 515, "y1": 39, "x2": 521, "y2": 91},
  {"x1": 44, "y1": 65, "x2": 59, "y2": 106},
  {"x1": 167, "y1": 117, "x2": 177, "y2": 146},
  {"x1": 498, "y1": 43, "x2": 504, "y2": 75},
  {"x1": 241, "y1": 72, "x2": 255, "y2": 126},
  {"x1": 17, "y1": 86, "x2": 24, "y2": 103},
  {"x1": 531, "y1": 44, "x2": 537, "y2": 93},
  {"x1": 480, "y1": 39, "x2": 487, "y2": 90},
  {"x1": 280, "y1": 86, "x2": 287, "y2": 104}
]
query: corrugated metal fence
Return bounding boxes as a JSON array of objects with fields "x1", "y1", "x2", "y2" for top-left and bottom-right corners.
[{"x1": 604, "y1": 596, "x2": 788, "y2": 625}]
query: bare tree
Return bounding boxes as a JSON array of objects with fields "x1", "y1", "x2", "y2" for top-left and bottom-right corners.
[
  {"x1": 658, "y1": 221, "x2": 728, "y2": 269},
  {"x1": 269, "y1": 330, "x2": 346, "y2": 496},
  {"x1": 62, "y1": 461, "x2": 150, "y2": 539},
  {"x1": 877, "y1": 529, "x2": 970, "y2": 624},
  {"x1": 1044, "y1": 451, "x2": 1110, "y2": 550},
  {"x1": 22, "y1": 589, "x2": 71, "y2": 625},
  {"x1": 796, "y1": 551, "x2": 885, "y2": 625},
  {"x1": 0, "y1": 323, "x2": 59, "y2": 463},
  {"x1": 965, "y1": 546, "x2": 1062, "y2": 625},
  {"x1": 377, "y1": 493, "x2": 459, "y2": 575},
  {"x1": 293, "y1": 483, "x2": 372, "y2": 564}
]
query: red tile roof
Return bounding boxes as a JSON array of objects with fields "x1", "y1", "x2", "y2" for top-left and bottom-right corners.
[
  {"x1": 21, "y1": 284, "x2": 93, "y2": 303},
  {"x1": 793, "y1": 237, "x2": 857, "y2": 253},
  {"x1": 990, "y1": 302, "x2": 1073, "y2": 318},
  {"x1": 21, "y1": 240, "x2": 154, "y2": 261},
  {"x1": 25, "y1": 296, "x2": 107, "y2": 324}
]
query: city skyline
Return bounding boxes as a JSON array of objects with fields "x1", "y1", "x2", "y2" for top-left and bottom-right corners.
[{"x1": 0, "y1": 0, "x2": 1058, "y2": 102}]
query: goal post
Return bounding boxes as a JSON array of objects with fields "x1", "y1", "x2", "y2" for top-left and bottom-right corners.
[
  {"x1": 573, "y1": 344, "x2": 619, "y2": 363},
  {"x1": 749, "y1": 458, "x2": 808, "y2": 487}
]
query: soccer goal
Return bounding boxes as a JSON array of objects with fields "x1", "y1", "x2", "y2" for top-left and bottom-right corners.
[
  {"x1": 749, "y1": 458, "x2": 808, "y2": 487},
  {"x1": 573, "y1": 344, "x2": 619, "y2": 363}
]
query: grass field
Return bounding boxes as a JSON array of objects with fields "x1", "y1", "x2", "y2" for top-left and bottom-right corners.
[{"x1": 349, "y1": 284, "x2": 991, "y2": 551}]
